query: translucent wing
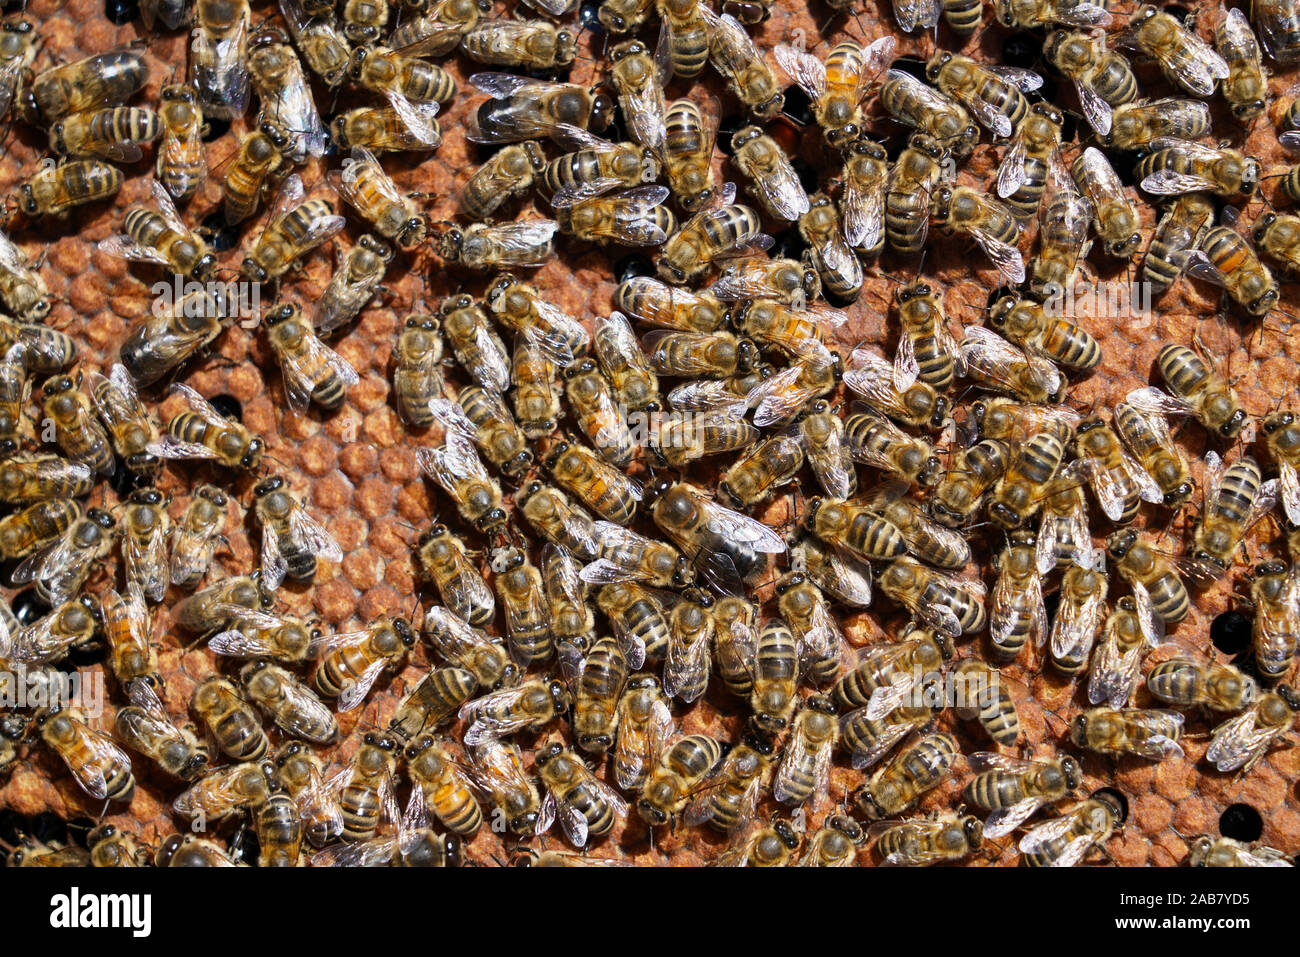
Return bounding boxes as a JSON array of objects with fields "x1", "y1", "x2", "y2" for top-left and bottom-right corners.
[
  {"x1": 1124, "y1": 385, "x2": 1193, "y2": 420},
  {"x1": 996, "y1": 129, "x2": 1029, "y2": 198},
  {"x1": 1074, "y1": 76, "x2": 1113, "y2": 136},
  {"x1": 123, "y1": 506, "x2": 171, "y2": 602},
  {"x1": 277, "y1": 680, "x2": 339, "y2": 740},
  {"x1": 991, "y1": 560, "x2": 1046, "y2": 653},
  {"x1": 1126, "y1": 710, "x2": 1185, "y2": 760},
  {"x1": 984, "y1": 796, "x2": 1049, "y2": 839},
  {"x1": 1206, "y1": 709, "x2": 1272, "y2": 772},
  {"x1": 385, "y1": 93, "x2": 442, "y2": 147},
  {"x1": 773, "y1": 44, "x2": 827, "y2": 101},
  {"x1": 1087, "y1": 632, "x2": 1147, "y2": 709},
  {"x1": 842, "y1": 163, "x2": 885, "y2": 251},
  {"x1": 614, "y1": 696, "x2": 672, "y2": 792},
  {"x1": 971, "y1": 228, "x2": 1026, "y2": 284},
  {"x1": 843, "y1": 713, "x2": 918, "y2": 771},
  {"x1": 336, "y1": 658, "x2": 388, "y2": 713}
]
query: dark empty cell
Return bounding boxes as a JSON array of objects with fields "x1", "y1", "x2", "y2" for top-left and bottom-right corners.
[
  {"x1": 109, "y1": 464, "x2": 140, "y2": 497},
  {"x1": 1026, "y1": 75, "x2": 1058, "y2": 106},
  {"x1": 65, "y1": 639, "x2": 105, "y2": 668},
  {"x1": 31, "y1": 811, "x2": 67, "y2": 845},
  {"x1": 1002, "y1": 33, "x2": 1040, "y2": 70},
  {"x1": 1057, "y1": 109, "x2": 1078, "y2": 145},
  {"x1": 792, "y1": 159, "x2": 821, "y2": 195},
  {"x1": 1219, "y1": 803, "x2": 1263, "y2": 842},
  {"x1": 890, "y1": 55, "x2": 928, "y2": 81},
  {"x1": 201, "y1": 116, "x2": 232, "y2": 143},
  {"x1": 767, "y1": 228, "x2": 806, "y2": 261},
  {"x1": 1110, "y1": 149, "x2": 1142, "y2": 188},
  {"x1": 1162, "y1": 4, "x2": 1190, "y2": 23},
  {"x1": 718, "y1": 113, "x2": 747, "y2": 152},
  {"x1": 614, "y1": 254, "x2": 655, "y2": 285},
  {"x1": 1042, "y1": 588, "x2": 1062, "y2": 627},
  {"x1": 1092, "y1": 787, "x2": 1129, "y2": 825},
  {"x1": 1211, "y1": 610, "x2": 1252, "y2": 656},
  {"x1": 66, "y1": 816, "x2": 96, "y2": 849},
  {"x1": 209, "y1": 394, "x2": 243, "y2": 422},
  {"x1": 105, "y1": 0, "x2": 138, "y2": 25},
  {"x1": 11, "y1": 588, "x2": 46, "y2": 626},
  {"x1": 579, "y1": 0, "x2": 605, "y2": 32},
  {"x1": 0, "y1": 809, "x2": 28, "y2": 846},
  {"x1": 781, "y1": 84, "x2": 814, "y2": 127},
  {"x1": 200, "y1": 212, "x2": 241, "y2": 253}
]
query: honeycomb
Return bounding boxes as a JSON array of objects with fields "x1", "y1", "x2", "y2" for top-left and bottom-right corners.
[{"x1": 0, "y1": 0, "x2": 1298, "y2": 867}]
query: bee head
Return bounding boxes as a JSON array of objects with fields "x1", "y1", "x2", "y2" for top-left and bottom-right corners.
[
  {"x1": 253, "y1": 474, "x2": 284, "y2": 498},
  {"x1": 241, "y1": 438, "x2": 265, "y2": 469}
]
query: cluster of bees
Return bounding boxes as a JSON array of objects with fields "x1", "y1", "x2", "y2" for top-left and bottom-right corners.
[{"x1": 0, "y1": 0, "x2": 1297, "y2": 869}]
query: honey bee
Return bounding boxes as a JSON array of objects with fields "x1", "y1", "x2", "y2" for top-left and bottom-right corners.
[
  {"x1": 252, "y1": 474, "x2": 343, "y2": 590},
  {"x1": 1214, "y1": 8, "x2": 1267, "y2": 121},
  {"x1": 241, "y1": 659, "x2": 339, "y2": 745},
  {"x1": 0, "y1": 317, "x2": 74, "y2": 372},
  {"x1": 100, "y1": 179, "x2": 217, "y2": 281},
  {"x1": 118, "y1": 487, "x2": 170, "y2": 602},
  {"x1": 933, "y1": 185, "x2": 1025, "y2": 284},
  {"x1": 659, "y1": 196, "x2": 769, "y2": 285},
  {"x1": 75, "y1": 354, "x2": 143, "y2": 448},
  {"x1": 336, "y1": 731, "x2": 401, "y2": 841},
  {"x1": 873, "y1": 812, "x2": 984, "y2": 866},
  {"x1": 1255, "y1": 0, "x2": 1300, "y2": 63},
  {"x1": 711, "y1": 594, "x2": 759, "y2": 695},
  {"x1": 279, "y1": 0, "x2": 352, "y2": 88},
  {"x1": 172, "y1": 574, "x2": 272, "y2": 636},
  {"x1": 438, "y1": 295, "x2": 510, "y2": 393},
  {"x1": 86, "y1": 824, "x2": 148, "y2": 868},
  {"x1": 415, "y1": 526, "x2": 493, "y2": 628},
  {"x1": 332, "y1": 104, "x2": 441, "y2": 159},
  {"x1": 418, "y1": 431, "x2": 508, "y2": 534},
  {"x1": 207, "y1": 605, "x2": 317, "y2": 666},
  {"x1": 437, "y1": 219, "x2": 560, "y2": 270},
  {"x1": 880, "y1": 557, "x2": 988, "y2": 639},
  {"x1": 543, "y1": 543, "x2": 595, "y2": 665},
  {"x1": 1253, "y1": 211, "x2": 1300, "y2": 276},
  {"x1": 467, "y1": 73, "x2": 612, "y2": 144},
  {"x1": 433, "y1": 389, "x2": 533, "y2": 479},
  {"x1": 0, "y1": 345, "x2": 23, "y2": 452},
  {"x1": 650, "y1": 404, "x2": 756, "y2": 470},
  {"x1": 461, "y1": 18, "x2": 575, "y2": 71},
  {"x1": 1206, "y1": 686, "x2": 1300, "y2": 772},
  {"x1": 1142, "y1": 193, "x2": 1216, "y2": 298},
  {"x1": 12, "y1": 158, "x2": 123, "y2": 220},
  {"x1": 727, "y1": 126, "x2": 810, "y2": 224},
  {"x1": 646, "y1": 477, "x2": 787, "y2": 593},
  {"x1": 1148, "y1": 655, "x2": 1258, "y2": 713},
  {"x1": 1138, "y1": 140, "x2": 1260, "y2": 200},
  {"x1": 113, "y1": 679, "x2": 209, "y2": 782},
  {"x1": 405, "y1": 735, "x2": 482, "y2": 836},
  {"x1": 20, "y1": 49, "x2": 149, "y2": 126},
  {"x1": 989, "y1": 530, "x2": 1047, "y2": 661},
  {"x1": 37, "y1": 707, "x2": 134, "y2": 802},
  {"x1": 389, "y1": 666, "x2": 478, "y2": 741},
  {"x1": 798, "y1": 194, "x2": 861, "y2": 300},
  {"x1": 988, "y1": 419, "x2": 1074, "y2": 531},
  {"x1": 1073, "y1": 417, "x2": 1163, "y2": 524},
  {"x1": 490, "y1": 545, "x2": 554, "y2": 666},
  {"x1": 349, "y1": 42, "x2": 455, "y2": 115},
  {"x1": 458, "y1": 142, "x2": 545, "y2": 220},
  {"x1": 570, "y1": 634, "x2": 628, "y2": 753},
  {"x1": 1107, "y1": 528, "x2": 1189, "y2": 627},
  {"x1": 845, "y1": 349, "x2": 949, "y2": 433},
  {"x1": 545, "y1": 438, "x2": 643, "y2": 526},
  {"x1": 237, "y1": 175, "x2": 345, "y2": 282},
  {"x1": 487, "y1": 273, "x2": 588, "y2": 365},
  {"x1": 1050, "y1": 553, "x2": 1110, "y2": 675},
  {"x1": 829, "y1": 139, "x2": 888, "y2": 258},
  {"x1": 222, "y1": 123, "x2": 291, "y2": 225},
  {"x1": 424, "y1": 604, "x2": 514, "y2": 690},
  {"x1": 716, "y1": 818, "x2": 802, "y2": 867},
  {"x1": 994, "y1": 0, "x2": 1110, "y2": 29},
  {"x1": 153, "y1": 835, "x2": 241, "y2": 867},
  {"x1": 928, "y1": 53, "x2": 1042, "y2": 141},
  {"x1": 1071, "y1": 706, "x2": 1185, "y2": 760},
  {"x1": 929, "y1": 439, "x2": 1008, "y2": 530},
  {"x1": 153, "y1": 84, "x2": 207, "y2": 204},
  {"x1": 0, "y1": 19, "x2": 35, "y2": 120},
  {"x1": 168, "y1": 485, "x2": 227, "y2": 589},
  {"x1": 299, "y1": 217, "x2": 393, "y2": 300},
  {"x1": 855, "y1": 731, "x2": 958, "y2": 818},
  {"x1": 1069, "y1": 147, "x2": 1142, "y2": 258},
  {"x1": 956, "y1": 659, "x2": 1020, "y2": 746},
  {"x1": 804, "y1": 496, "x2": 907, "y2": 568},
  {"x1": 118, "y1": 287, "x2": 225, "y2": 388},
  {"x1": 554, "y1": 186, "x2": 675, "y2": 247},
  {"x1": 603, "y1": 40, "x2": 666, "y2": 151},
  {"x1": 774, "y1": 37, "x2": 894, "y2": 149},
  {"x1": 832, "y1": 627, "x2": 949, "y2": 720},
  {"x1": 769, "y1": 696, "x2": 836, "y2": 809},
  {"x1": 1087, "y1": 597, "x2": 1158, "y2": 708},
  {"x1": 0, "y1": 499, "x2": 82, "y2": 563},
  {"x1": 149, "y1": 383, "x2": 265, "y2": 470},
  {"x1": 844, "y1": 412, "x2": 942, "y2": 490},
  {"x1": 1188, "y1": 835, "x2": 1294, "y2": 867},
  {"x1": 1188, "y1": 453, "x2": 1275, "y2": 580},
  {"x1": 0, "y1": 231, "x2": 48, "y2": 323},
  {"x1": 272, "y1": 741, "x2": 343, "y2": 847},
  {"x1": 390, "y1": 0, "x2": 487, "y2": 55},
  {"x1": 593, "y1": 312, "x2": 659, "y2": 416},
  {"x1": 190, "y1": 0, "x2": 251, "y2": 120},
  {"x1": 1126, "y1": 343, "x2": 1247, "y2": 439},
  {"x1": 714, "y1": 432, "x2": 803, "y2": 509},
  {"x1": 506, "y1": 338, "x2": 559, "y2": 440},
  {"x1": 1248, "y1": 562, "x2": 1299, "y2": 680},
  {"x1": 710, "y1": 256, "x2": 819, "y2": 309},
  {"x1": 615, "y1": 279, "x2": 723, "y2": 334},
  {"x1": 1264, "y1": 411, "x2": 1300, "y2": 528},
  {"x1": 881, "y1": 72, "x2": 979, "y2": 160},
  {"x1": 248, "y1": 25, "x2": 327, "y2": 163},
  {"x1": 514, "y1": 481, "x2": 599, "y2": 561},
  {"x1": 637, "y1": 733, "x2": 725, "y2": 826},
  {"x1": 534, "y1": 743, "x2": 628, "y2": 848},
  {"x1": 596, "y1": 580, "x2": 667, "y2": 665},
  {"x1": 49, "y1": 106, "x2": 161, "y2": 164},
  {"x1": 660, "y1": 98, "x2": 716, "y2": 213},
  {"x1": 792, "y1": 815, "x2": 863, "y2": 867},
  {"x1": 0, "y1": 453, "x2": 93, "y2": 507},
  {"x1": 580, "y1": 523, "x2": 691, "y2": 590},
  {"x1": 468, "y1": 736, "x2": 542, "y2": 835},
  {"x1": 599, "y1": 0, "x2": 655, "y2": 31},
  {"x1": 13, "y1": 507, "x2": 114, "y2": 606},
  {"x1": 706, "y1": 12, "x2": 783, "y2": 118},
  {"x1": 252, "y1": 789, "x2": 303, "y2": 867},
  {"x1": 865, "y1": 482, "x2": 973, "y2": 569},
  {"x1": 1120, "y1": 4, "x2": 1231, "y2": 98},
  {"x1": 331, "y1": 146, "x2": 427, "y2": 250},
  {"x1": 599, "y1": 675, "x2": 671, "y2": 793},
  {"x1": 1105, "y1": 97, "x2": 1214, "y2": 153},
  {"x1": 6, "y1": 594, "x2": 99, "y2": 666},
  {"x1": 189, "y1": 677, "x2": 269, "y2": 762},
  {"x1": 656, "y1": 0, "x2": 710, "y2": 78},
  {"x1": 40, "y1": 375, "x2": 115, "y2": 477},
  {"x1": 389, "y1": 315, "x2": 445, "y2": 429},
  {"x1": 964, "y1": 751, "x2": 1081, "y2": 837},
  {"x1": 313, "y1": 618, "x2": 414, "y2": 712}
]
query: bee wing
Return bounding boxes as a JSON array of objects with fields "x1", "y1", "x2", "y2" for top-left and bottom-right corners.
[
  {"x1": 468, "y1": 72, "x2": 542, "y2": 98},
  {"x1": 772, "y1": 44, "x2": 827, "y2": 102},
  {"x1": 1124, "y1": 385, "x2": 1193, "y2": 420},
  {"x1": 997, "y1": 132, "x2": 1030, "y2": 199},
  {"x1": 1166, "y1": 34, "x2": 1231, "y2": 96},
  {"x1": 966, "y1": 750, "x2": 1041, "y2": 774},
  {"x1": 864, "y1": 671, "x2": 918, "y2": 722},
  {"x1": 1087, "y1": 635, "x2": 1144, "y2": 708},
  {"x1": 1277, "y1": 459, "x2": 1300, "y2": 526},
  {"x1": 286, "y1": 500, "x2": 343, "y2": 566},
  {"x1": 984, "y1": 796, "x2": 1048, "y2": 840},
  {"x1": 1207, "y1": 708, "x2": 1270, "y2": 772},
  {"x1": 1123, "y1": 449, "x2": 1164, "y2": 505},
  {"x1": 595, "y1": 311, "x2": 649, "y2": 376},
  {"x1": 276, "y1": 680, "x2": 338, "y2": 741},
  {"x1": 811, "y1": 542, "x2": 873, "y2": 606},
  {"x1": 267, "y1": 172, "x2": 305, "y2": 221},
  {"x1": 616, "y1": 698, "x2": 673, "y2": 793},
  {"x1": 125, "y1": 674, "x2": 172, "y2": 724},
  {"x1": 97, "y1": 233, "x2": 172, "y2": 267},
  {"x1": 970, "y1": 228, "x2": 1026, "y2": 285},
  {"x1": 580, "y1": 525, "x2": 652, "y2": 584},
  {"x1": 961, "y1": 325, "x2": 1056, "y2": 395},
  {"x1": 1053, "y1": 1, "x2": 1111, "y2": 26},
  {"x1": 418, "y1": 430, "x2": 490, "y2": 493},
  {"x1": 664, "y1": 629, "x2": 711, "y2": 703},
  {"x1": 1071, "y1": 77, "x2": 1113, "y2": 136},
  {"x1": 842, "y1": 166, "x2": 884, "y2": 252},
  {"x1": 751, "y1": 362, "x2": 824, "y2": 427},
  {"x1": 426, "y1": 396, "x2": 478, "y2": 442},
  {"x1": 147, "y1": 177, "x2": 190, "y2": 238},
  {"x1": 70, "y1": 729, "x2": 132, "y2": 801},
  {"x1": 298, "y1": 766, "x2": 346, "y2": 845},
  {"x1": 696, "y1": 490, "x2": 788, "y2": 555},
  {"x1": 123, "y1": 509, "x2": 171, "y2": 603},
  {"x1": 466, "y1": 324, "x2": 512, "y2": 393},
  {"x1": 1049, "y1": 578, "x2": 1105, "y2": 664},
  {"x1": 953, "y1": 89, "x2": 1013, "y2": 138},
  {"x1": 985, "y1": 65, "x2": 1044, "y2": 92},
  {"x1": 992, "y1": 562, "x2": 1046, "y2": 653},
  {"x1": 335, "y1": 658, "x2": 388, "y2": 713},
  {"x1": 709, "y1": 12, "x2": 765, "y2": 78},
  {"x1": 267, "y1": 57, "x2": 330, "y2": 158},
  {"x1": 745, "y1": 158, "x2": 810, "y2": 223},
  {"x1": 1140, "y1": 168, "x2": 1218, "y2": 195},
  {"x1": 208, "y1": 626, "x2": 278, "y2": 658},
  {"x1": 259, "y1": 526, "x2": 289, "y2": 592},
  {"x1": 311, "y1": 836, "x2": 398, "y2": 867},
  {"x1": 776, "y1": 732, "x2": 833, "y2": 810},
  {"x1": 1126, "y1": 710, "x2": 1185, "y2": 760}
]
